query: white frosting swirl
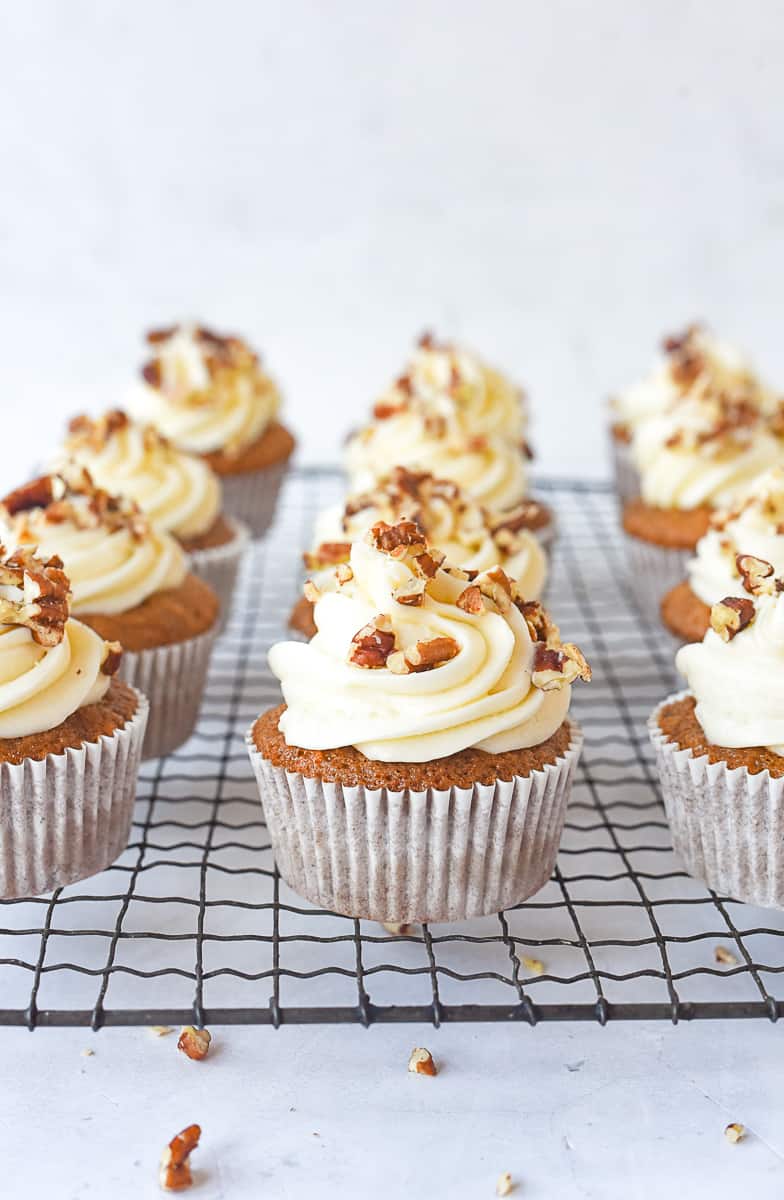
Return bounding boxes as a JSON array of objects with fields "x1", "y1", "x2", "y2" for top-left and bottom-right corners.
[
  {"x1": 129, "y1": 324, "x2": 280, "y2": 456},
  {"x1": 688, "y1": 468, "x2": 784, "y2": 605},
  {"x1": 345, "y1": 340, "x2": 529, "y2": 510},
  {"x1": 2, "y1": 499, "x2": 187, "y2": 616},
  {"x1": 677, "y1": 594, "x2": 784, "y2": 755},
  {"x1": 270, "y1": 538, "x2": 569, "y2": 762},
  {"x1": 58, "y1": 416, "x2": 221, "y2": 539},
  {"x1": 0, "y1": 617, "x2": 110, "y2": 738}
]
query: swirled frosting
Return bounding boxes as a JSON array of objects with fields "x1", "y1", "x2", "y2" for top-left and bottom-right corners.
[
  {"x1": 0, "y1": 469, "x2": 187, "y2": 616},
  {"x1": 677, "y1": 589, "x2": 784, "y2": 755},
  {"x1": 345, "y1": 335, "x2": 530, "y2": 510},
  {"x1": 688, "y1": 468, "x2": 784, "y2": 605},
  {"x1": 129, "y1": 324, "x2": 280, "y2": 456},
  {"x1": 613, "y1": 325, "x2": 777, "y2": 436},
  {"x1": 56, "y1": 411, "x2": 221, "y2": 539},
  {"x1": 306, "y1": 467, "x2": 546, "y2": 600},
  {"x1": 270, "y1": 520, "x2": 589, "y2": 762}
]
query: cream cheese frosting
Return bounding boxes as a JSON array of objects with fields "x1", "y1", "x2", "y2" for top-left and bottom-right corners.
[
  {"x1": 677, "y1": 574, "x2": 784, "y2": 755},
  {"x1": 306, "y1": 467, "x2": 547, "y2": 601},
  {"x1": 0, "y1": 547, "x2": 118, "y2": 738},
  {"x1": 56, "y1": 411, "x2": 221, "y2": 540},
  {"x1": 688, "y1": 467, "x2": 784, "y2": 605},
  {"x1": 345, "y1": 335, "x2": 530, "y2": 510},
  {"x1": 0, "y1": 469, "x2": 187, "y2": 616},
  {"x1": 270, "y1": 519, "x2": 589, "y2": 762},
  {"x1": 129, "y1": 323, "x2": 280, "y2": 457}
]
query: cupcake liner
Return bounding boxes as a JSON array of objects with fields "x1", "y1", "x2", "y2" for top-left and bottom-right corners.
[
  {"x1": 188, "y1": 517, "x2": 251, "y2": 633},
  {"x1": 0, "y1": 690, "x2": 149, "y2": 898},
  {"x1": 609, "y1": 432, "x2": 640, "y2": 503},
  {"x1": 649, "y1": 692, "x2": 784, "y2": 909},
  {"x1": 246, "y1": 722, "x2": 584, "y2": 923},
  {"x1": 220, "y1": 458, "x2": 290, "y2": 539},
  {"x1": 622, "y1": 530, "x2": 692, "y2": 628},
  {"x1": 119, "y1": 625, "x2": 217, "y2": 760}
]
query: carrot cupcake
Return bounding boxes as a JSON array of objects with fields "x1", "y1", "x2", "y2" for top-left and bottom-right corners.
[
  {"x1": 622, "y1": 383, "x2": 783, "y2": 623},
  {"x1": 0, "y1": 545, "x2": 148, "y2": 897},
  {"x1": 0, "y1": 467, "x2": 218, "y2": 759},
  {"x1": 610, "y1": 325, "x2": 776, "y2": 502},
  {"x1": 130, "y1": 323, "x2": 295, "y2": 537},
  {"x1": 345, "y1": 334, "x2": 552, "y2": 539},
  {"x1": 650, "y1": 555, "x2": 784, "y2": 907},
  {"x1": 248, "y1": 518, "x2": 589, "y2": 922},
  {"x1": 661, "y1": 467, "x2": 784, "y2": 644},
  {"x1": 290, "y1": 465, "x2": 548, "y2": 638},
  {"x1": 57, "y1": 410, "x2": 248, "y2": 630}
]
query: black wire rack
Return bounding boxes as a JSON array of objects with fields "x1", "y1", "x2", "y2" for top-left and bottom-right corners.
[{"x1": 1, "y1": 468, "x2": 783, "y2": 1031}]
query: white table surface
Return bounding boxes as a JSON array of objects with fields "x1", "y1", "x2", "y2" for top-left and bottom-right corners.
[{"x1": 2, "y1": 1017, "x2": 782, "y2": 1198}]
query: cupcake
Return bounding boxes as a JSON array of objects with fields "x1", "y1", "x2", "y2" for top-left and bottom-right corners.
[
  {"x1": 290, "y1": 465, "x2": 548, "y2": 639},
  {"x1": 247, "y1": 518, "x2": 588, "y2": 923},
  {"x1": 130, "y1": 323, "x2": 295, "y2": 537},
  {"x1": 621, "y1": 381, "x2": 783, "y2": 624},
  {"x1": 650, "y1": 555, "x2": 784, "y2": 907},
  {"x1": 0, "y1": 544, "x2": 148, "y2": 897},
  {"x1": 610, "y1": 325, "x2": 776, "y2": 502},
  {"x1": 1, "y1": 467, "x2": 218, "y2": 759},
  {"x1": 661, "y1": 467, "x2": 784, "y2": 644},
  {"x1": 345, "y1": 333, "x2": 551, "y2": 534},
  {"x1": 57, "y1": 409, "x2": 248, "y2": 630}
]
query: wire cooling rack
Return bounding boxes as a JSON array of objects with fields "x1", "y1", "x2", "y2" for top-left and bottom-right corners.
[{"x1": 1, "y1": 468, "x2": 783, "y2": 1031}]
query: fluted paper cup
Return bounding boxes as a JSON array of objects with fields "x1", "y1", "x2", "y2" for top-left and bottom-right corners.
[
  {"x1": 623, "y1": 530, "x2": 692, "y2": 628},
  {"x1": 246, "y1": 723, "x2": 583, "y2": 923},
  {"x1": 609, "y1": 432, "x2": 640, "y2": 503},
  {"x1": 188, "y1": 517, "x2": 250, "y2": 633},
  {"x1": 0, "y1": 690, "x2": 149, "y2": 898},
  {"x1": 119, "y1": 626, "x2": 217, "y2": 760},
  {"x1": 220, "y1": 459, "x2": 290, "y2": 539},
  {"x1": 649, "y1": 691, "x2": 784, "y2": 909}
]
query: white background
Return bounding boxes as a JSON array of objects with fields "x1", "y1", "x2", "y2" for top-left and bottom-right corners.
[
  {"x1": 2, "y1": 5, "x2": 784, "y2": 1198},
  {"x1": 1, "y1": 1, "x2": 783, "y2": 487}
]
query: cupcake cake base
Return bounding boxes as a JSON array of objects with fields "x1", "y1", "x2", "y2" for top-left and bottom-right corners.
[
  {"x1": 622, "y1": 499, "x2": 710, "y2": 626},
  {"x1": 660, "y1": 580, "x2": 711, "y2": 645}
]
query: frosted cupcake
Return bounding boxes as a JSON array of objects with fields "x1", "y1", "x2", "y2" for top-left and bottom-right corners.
[
  {"x1": 0, "y1": 545, "x2": 148, "y2": 897},
  {"x1": 248, "y1": 518, "x2": 588, "y2": 922},
  {"x1": 130, "y1": 323, "x2": 295, "y2": 537},
  {"x1": 610, "y1": 325, "x2": 776, "y2": 502},
  {"x1": 345, "y1": 334, "x2": 551, "y2": 535},
  {"x1": 650, "y1": 555, "x2": 784, "y2": 907},
  {"x1": 661, "y1": 467, "x2": 784, "y2": 643},
  {"x1": 290, "y1": 466, "x2": 548, "y2": 638},
  {"x1": 57, "y1": 410, "x2": 248, "y2": 629},
  {"x1": 1, "y1": 467, "x2": 218, "y2": 759},
  {"x1": 621, "y1": 384, "x2": 783, "y2": 623}
]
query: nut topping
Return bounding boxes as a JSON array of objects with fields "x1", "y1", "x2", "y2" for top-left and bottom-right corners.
[
  {"x1": 159, "y1": 1123, "x2": 201, "y2": 1191},
  {"x1": 348, "y1": 616, "x2": 396, "y2": 668},
  {"x1": 0, "y1": 546, "x2": 71, "y2": 647},
  {"x1": 388, "y1": 635, "x2": 460, "y2": 675},
  {"x1": 177, "y1": 1026, "x2": 212, "y2": 1061},
  {"x1": 1, "y1": 466, "x2": 149, "y2": 542},
  {"x1": 714, "y1": 945, "x2": 739, "y2": 967},
  {"x1": 100, "y1": 641, "x2": 123, "y2": 677},
  {"x1": 393, "y1": 577, "x2": 426, "y2": 607},
  {"x1": 407, "y1": 1047, "x2": 437, "y2": 1076},
  {"x1": 724, "y1": 1122, "x2": 745, "y2": 1144},
  {"x1": 456, "y1": 584, "x2": 485, "y2": 614},
  {"x1": 531, "y1": 642, "x2": 591, "y2": 692},
  {"x1": 710, "y1": 597, "x2": 755, "y2": 642},
  {"x1": 735, "y1": 553, "x2": 776, "y2": 596},
  {"x1": 303, "y1": 580, "x2": 321, "y2": 604},
  {"x1": 369, "y1": 519, "x2": 425, "y2": 557},
  {"x1": 496, "y1": 1172, "x2": 515, "y2": 1196}
]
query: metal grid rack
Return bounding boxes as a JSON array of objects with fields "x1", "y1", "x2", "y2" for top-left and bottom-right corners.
[{"x1": 1, "y1": 468, "x2": 783, "y2": 1030}]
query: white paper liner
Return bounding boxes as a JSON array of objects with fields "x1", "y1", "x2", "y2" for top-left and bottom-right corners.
[
  {"x1": 609, "y1": 431, "x2": 640, "y2": 502},
  {"x1": 622, "y1": 529, "x2": 693, "y2": 628},
  {"x1": 246, "y1": 722, "x2": 584, "y2": 922},
  {"x1": 119, "y1": 625, "x2": 217, "y2": 760},
  {"x1": 0, "y1": 689, "x2": 149, "y2": 898},
  {"x1": 188, "y1": 517, "x2": 251, "y2": 633},
  {"x1": 220, "y1": 457, "x2": 290, "y2": 539},
  {"x1": 649, "y1": 691, "x2": 784, "y2": 909}
]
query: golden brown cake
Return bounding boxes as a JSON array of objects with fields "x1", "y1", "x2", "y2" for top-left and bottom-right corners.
[{"x1": 660, "y1": 580, "x2": 711, "y2": 643}]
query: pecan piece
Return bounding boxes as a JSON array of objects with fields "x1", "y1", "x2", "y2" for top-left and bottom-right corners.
[
  {"x1": 101, "y1": 641, "x2": 123, "y2": 676},
  {"x1": 177, "y1": 1026, "x2": 211, "y2": 1061},
  {"x1": 735, "y1": 553, "x2": 775, "y2": 596},
  {"x1": 0, "y1": 547, "x2": 71, "y2": 647},
  {"x1": 146, "y1": 325, "x2": 179, "y2": 344},
  {"x1": 335, "y1": 562, "x2": 354, "y2": 585},
  {"x1": 1, "y1": 474, "x2": 64, "y2": 516},
  {"x1": 397, "y1": 634, "x2": 460, "y2": 673},
  {"x1": 408, "y1": 1047, "x2": 437, "y2": 1076},
  {"x1": 142, "y1": 359, "x2": 162, "y2": 387},
  {"x1": 302, "y1": 579, "x2": 321, "y2": 604},
  {"x1": 393, "y1": 577, "x2": 426, "y2": 607},
  {"x1": 531, "y1": 642, "x2": 591, "y2": 691},
  {"x1": 456, "y1": 584, "x2": 485, "y2": 614},
  {"x1": 348, "y1": 616, "x2": 396, "y2": 668},
  {"x1": 515, "y1": 599, "x2": 557, "y2": 645},
  {"x1": 411, "y1": 548, "x2": 445, "y2": 579},
  {"x1": 710, "y1": 597, "x2": 755, "y2": 642},
  {"x1": 476, "y1": 566, "x2": 514, "y2": 613},
  {"x1": 369, "y1": 519, "x2": 425, "y2": 557},
  {"x1": 159, "y1": 1123, "x2": 201, "y2": 1191}
]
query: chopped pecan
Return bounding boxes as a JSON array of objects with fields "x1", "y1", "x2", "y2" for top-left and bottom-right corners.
[
  {"x1": 302, "y1": 579, "x2": 321, "y2": 604},
  {"x1": 303, "y1": 542, "x2": 352, "y2": 570},
  {"x1": 399, "y1": 634, "x2": 460, "y2": 673},
  {"x1": 515, "y1": 599, "x2": 557, "y2": 645},
  {"x1": 369, "y1": 519, "x2": 425, "y2": 557},
  {"x1": 0, "y1": 547, "x2": 71, "y2": 647},
  {"x1": 373, "y1": 398, "x2": 407, "y2": 420},
  {"x1": 714, "y1": 945, "x2": 739, "y2": 966},
  {"x1": 476, "y1": 566, "x2": 514, "y2": 613},
  {"x1": 1, "y1": 475, "x2": 64, "y2": 516},
  {"x1": 735, "y1": 553, "x2": 776, "y2": 596},
  {"x1": 393, "y1": 577, "x2": 426, "y2": 607},
  {"x1": 142, "y1": 359, "x2": 162, "y2": 387},
  {"x1": 348, "y1": 616, "x2": 396, "y2": 668},
  {"x1": 335, "y1": 562, "x2": 354, "y2": 585},
  {"x1": 496, "y1": 1172, "x2": 515, "y2": 1197},
  {"x1": 531, "y1": 642, "x2": 591, "y2": 691},
  {"x1": 411, "y1": 548, "x2": 445, "y2": 579},
  {"x1": 488, "y1": 499, "x2": 549, "y2": 535},
  {"x1": 417, "y1": 331, "x2": 436, "y2": 350},
  {"x1": 159, "y1": 1123, "x2": 201, "y2": 1191},
  {"x1": 456, "y1": 584, "x2": 485, "y2": 614},
  {"x1": 407, "y1": 1047, "x2": 437, "y2": 1076},
  {"x1": 146, "y1": 325, "x2": 179, "y2": 345},
  {"x1": 67, "y1": 409, "x2": 130, "y2": 452},
  {"x1": 177, "y1": 1026, "x2": 211, "y2": 1061},
  {"x1": 710, "y1": 597, "x2": 755, "y2": 642},
  {"x1": 101, "y1": 641, "x2": 123, "y2": 676},
  {"x1": 724, "y1": 1122, "x2": 745, "y2": 1144}
]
